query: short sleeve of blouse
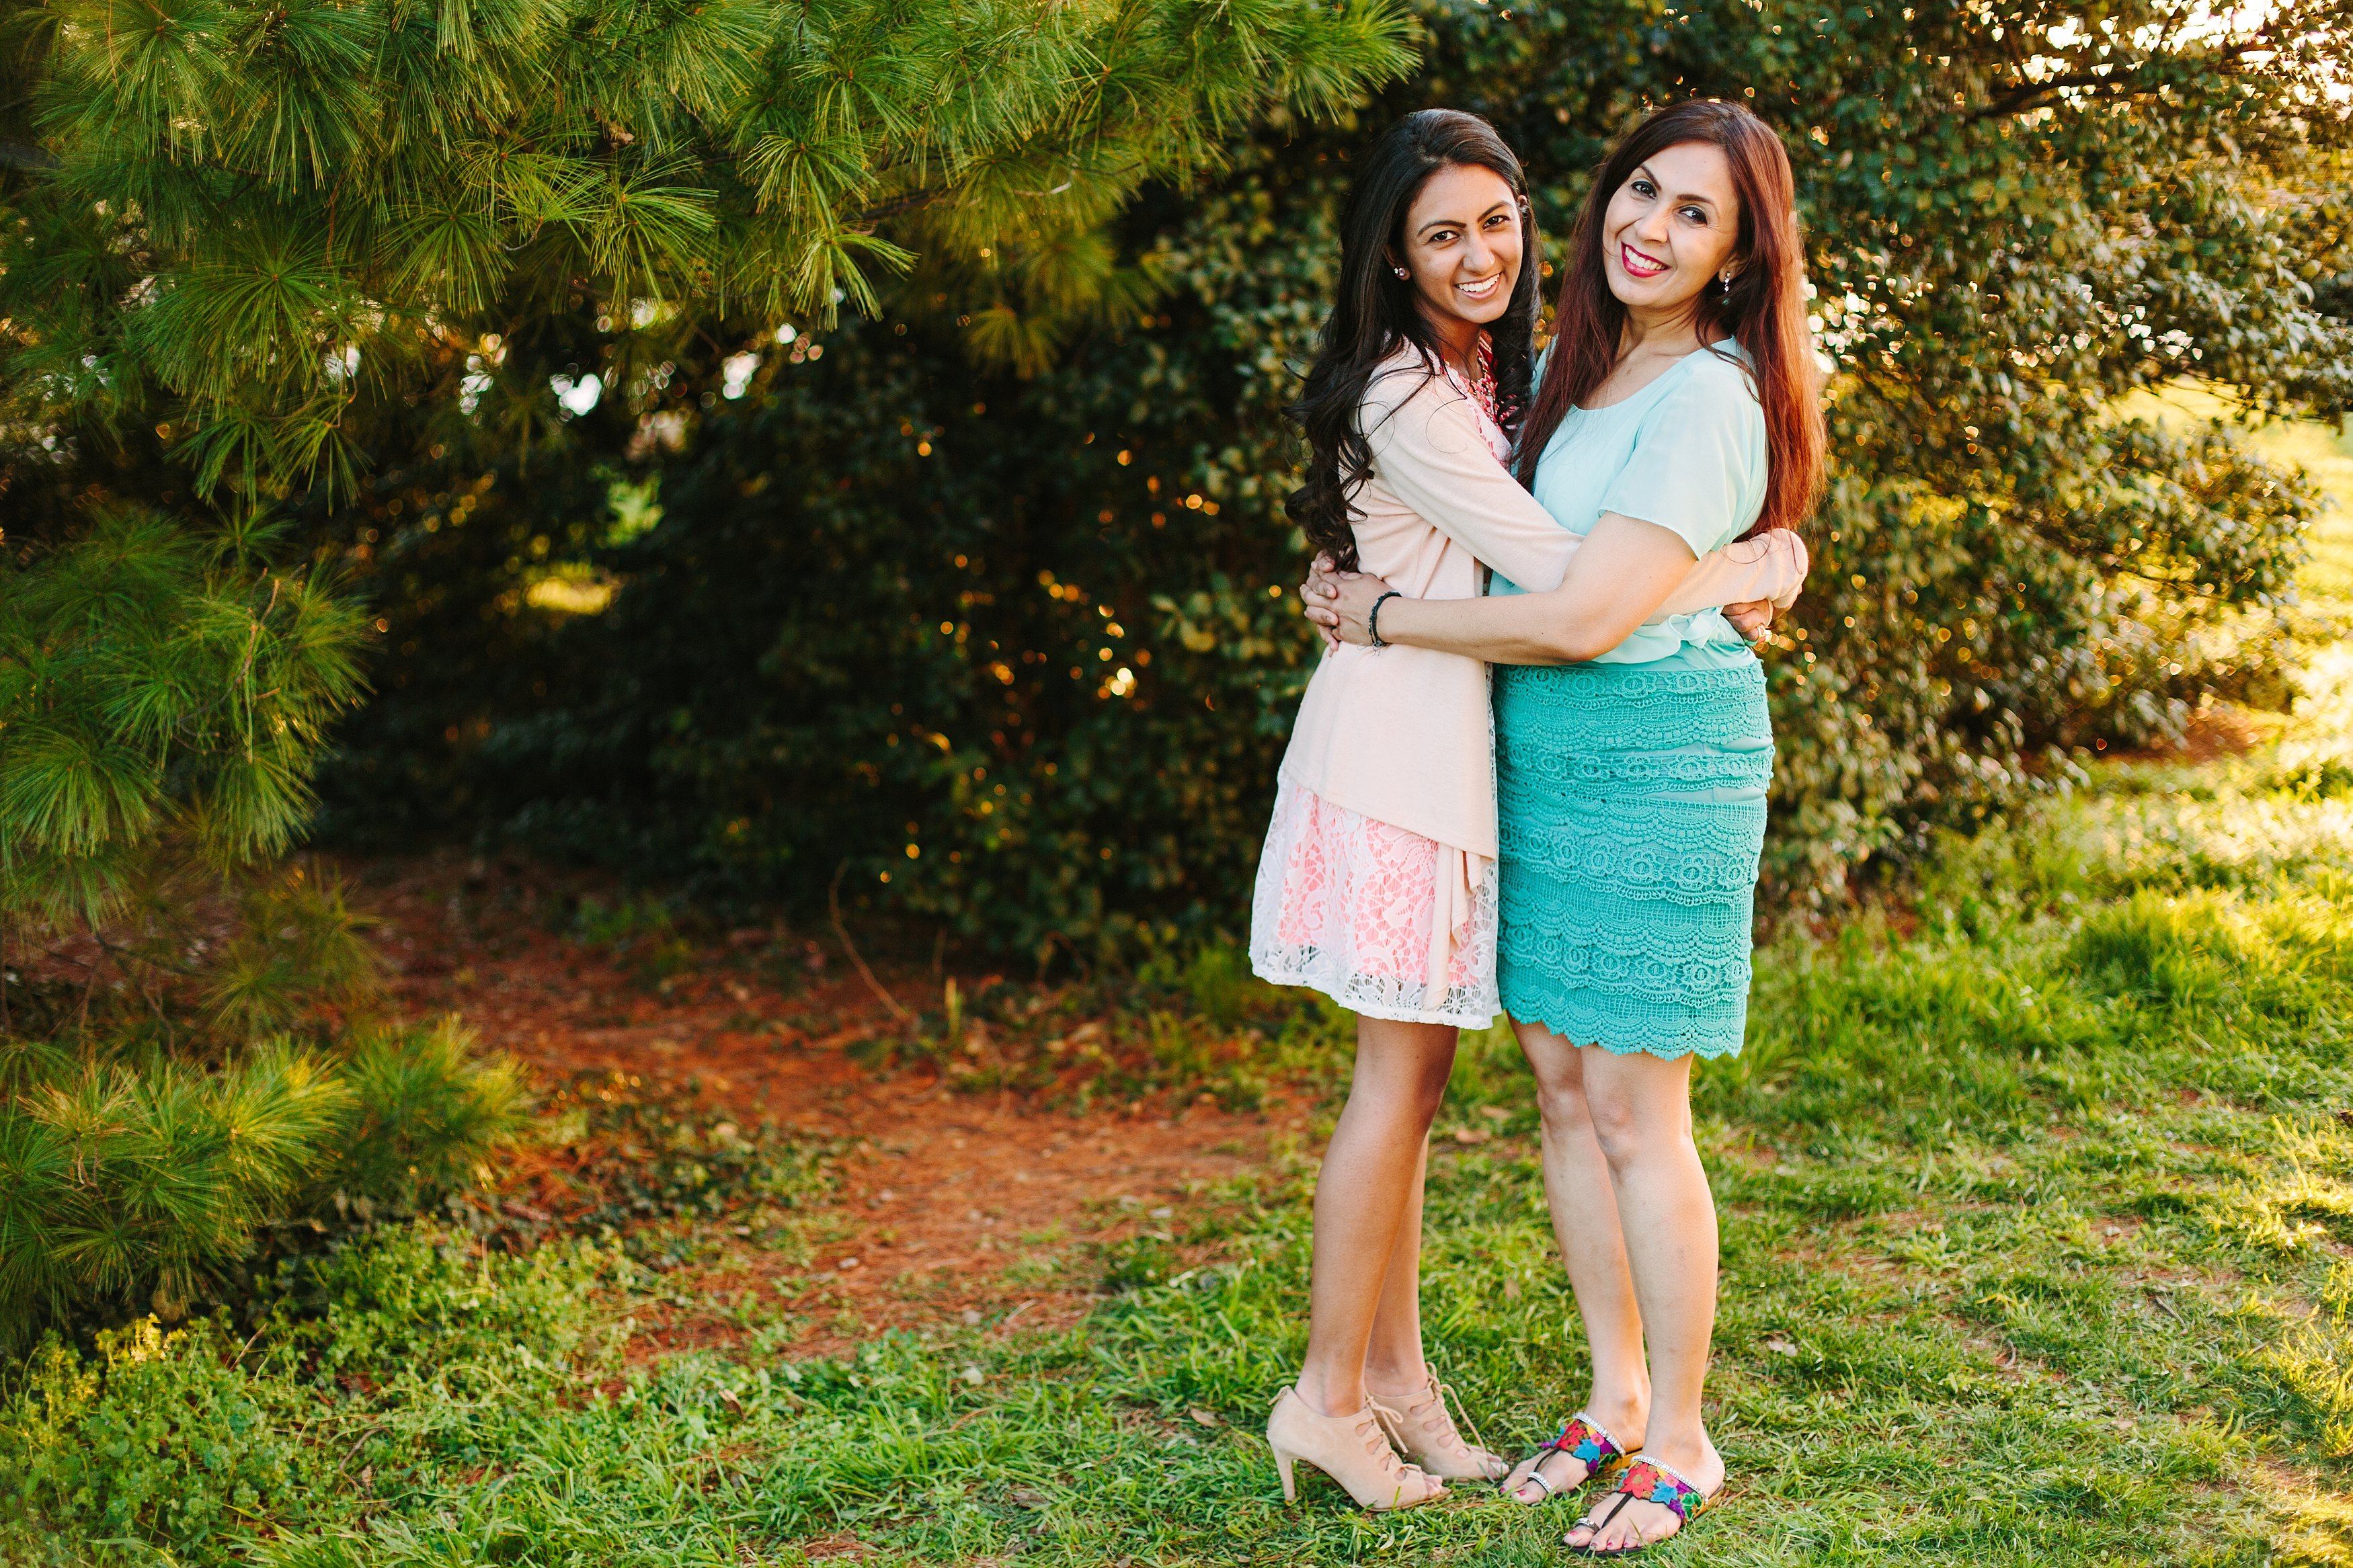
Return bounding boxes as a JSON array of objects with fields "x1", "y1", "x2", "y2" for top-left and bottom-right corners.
[{"x1": 1597, "y1": 356, "x2": 1767, "y2": 559}]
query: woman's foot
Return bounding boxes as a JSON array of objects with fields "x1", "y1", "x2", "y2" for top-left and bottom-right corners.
[
  {"x1": 1564, "y1": 1441, "x2": 1722, "y2": 1555},
  {"x1": 1501, "y1": 1410, "x2": 1641, "y2": 1504},
  {"x1": 1365, "y1": 1362, "x2": 1507, "y2": 1481},
  {"x1": 1267, "y1": 1385, "x2": 1447, "y2": 1512}
]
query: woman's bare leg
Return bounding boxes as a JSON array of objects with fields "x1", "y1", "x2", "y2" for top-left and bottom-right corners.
[
  {"x1": 1571, "y1": 1044, "x2": 1724, "y2": 1551},
  {"x1": 1293, "y1": 1017, "x2": 1457, "y2": 1421},
  {"x1": 1503, "y1": 1018, "x2": 1652, "y2": 1501},
  {"x1": 1362, "y1": 1132, "x2": 1433, "y2": 1397}
]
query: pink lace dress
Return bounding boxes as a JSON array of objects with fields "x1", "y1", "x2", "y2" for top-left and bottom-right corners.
[{"x1": 1248, "y1": 349, "x2": 1507, "y2": 1028}]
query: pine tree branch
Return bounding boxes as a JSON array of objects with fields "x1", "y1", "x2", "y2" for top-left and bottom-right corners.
[{"x1": 853, "y1": 188, "x2": 947, "y2": 223}]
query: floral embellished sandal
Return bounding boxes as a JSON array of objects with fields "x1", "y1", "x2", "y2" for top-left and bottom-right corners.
[
  {"x1": 1499, "y1": 1412, "x2": 1636, "y2": 1505},
  {"x1": 1564, "y1": 1454, "x2": 1718, "y2": 1557}
]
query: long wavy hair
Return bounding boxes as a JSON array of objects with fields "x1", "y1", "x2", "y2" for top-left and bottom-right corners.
[
  {"x1": 1517, "y1": 99, "x2": 1825, "y2": 538},
  {"x1": 1285, "y1": 110, "x2": 1540, "y2": 570}
]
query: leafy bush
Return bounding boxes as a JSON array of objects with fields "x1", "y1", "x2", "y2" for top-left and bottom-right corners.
[
  {"x1": 272, "y1": 0, "x2": 2348, "y2": 952},
  {"x1": 0, "y1": 513, "x2": 520, "y2": 1341},
  {"x1": 0, "y1": 1225, "x2": 619, "y2": 1566},
  {"x1": 3, "y1": 1316, "x2": 319, "y2": 1561}
]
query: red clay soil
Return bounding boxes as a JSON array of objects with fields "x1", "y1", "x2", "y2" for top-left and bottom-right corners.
[{"x1": 346, "y1": 854, "x2": 1314, "y2": 1360}]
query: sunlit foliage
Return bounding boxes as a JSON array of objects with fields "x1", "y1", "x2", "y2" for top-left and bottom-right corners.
[
  {"x1": 0, "y1": 516, "x2": 517, "y2": 1339},
  {"x1": 0, "y1": 0, "x2": 1415, "y2": 502},
  {"x1": 278, "y1": 0, "x2": 2353, "y2": 948}
]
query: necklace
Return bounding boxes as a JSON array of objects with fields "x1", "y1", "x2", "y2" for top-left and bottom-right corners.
[{"x1": 1455, "y1": 336, "x2": 1500, "y2": 425}]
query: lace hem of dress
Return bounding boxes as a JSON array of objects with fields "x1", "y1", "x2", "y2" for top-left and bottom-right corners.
[
  {"x1": 1501, "y1": 982, "x2": 1749, "y2": 1061},
  {"x1": 1248, "y1": 776, "x2": 1500, "y2": 1030},
  {"x1": 1252, "y1": 948, "x2": 1499, "y2": 1028}
]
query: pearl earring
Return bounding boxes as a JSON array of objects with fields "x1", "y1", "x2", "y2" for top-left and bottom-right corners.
[{"x1": 1394, "y1": 266, "x2": 1409, "y2": 279}]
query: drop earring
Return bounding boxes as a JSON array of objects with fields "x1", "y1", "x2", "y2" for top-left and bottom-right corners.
[{"x1": 1718, "y1": 267, "x2": 1736, "y2": 292}]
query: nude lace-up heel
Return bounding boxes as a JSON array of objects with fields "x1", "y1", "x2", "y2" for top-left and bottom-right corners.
[
  {"x1": 1267, "y1": 1386, "x2": 1447, "y2": 1511},
  {"x1": 1366, "y1": 1362, "x2": 1507, "y2": 1481}
]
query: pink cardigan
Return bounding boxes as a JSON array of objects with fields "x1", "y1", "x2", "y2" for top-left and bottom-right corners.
[{"x1": 1280, "y1": 347, "x2": 1808, "y2": 863}]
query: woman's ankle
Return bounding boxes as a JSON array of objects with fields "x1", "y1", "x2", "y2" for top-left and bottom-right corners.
[
  {"x1": 1581, "y1": 1387, "x2": 1649, "y2": 1442},
  {"x1": 1634, "y1": 1424, "x2": 1719, "y2": 1481},
  {"x1": 1361, "y1": 1353, "x2": 1428, "y2": 1397},
  {"x1": 1292, "y1": 1370, "x2": 1365, "y2": 1418}
]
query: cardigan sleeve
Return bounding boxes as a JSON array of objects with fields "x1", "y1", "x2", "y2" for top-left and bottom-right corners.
[
  {"x1": 1359, "y1": 366, "x2": 1581, "y2": 590},
  {"x1": 1654, "y1": 528, "x2": 1809, "y2": 614}
]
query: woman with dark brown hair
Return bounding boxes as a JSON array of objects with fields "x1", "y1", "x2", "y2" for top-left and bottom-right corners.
[
  {"x1": 1306, "y1": 99, "x2": 1827, "y2": 1553},
  {"x1": 1254, "y1": 107, "x2": 1807, "y2": 1516}
]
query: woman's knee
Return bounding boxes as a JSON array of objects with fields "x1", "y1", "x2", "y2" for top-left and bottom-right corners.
[
  {"x1": 1401, "y1": 1050, "x2": 1455, "y2": 1121},
  {"x1": 1584, "y1": 1089, "x2": 1647, "y2": 1168},
  {"x1": 1349, "y1": 1061, "x2": 1449, "y2": 1123},
  {"x1": 1349, "y1": 1022, "x2": 1457, "y2": 1120},
  {"x1": 1582, "y1": 1059, "x2": 1690, "y2": 1170},
  {"x1": 1515, "y1": 1025, "x2": 1591, "y2": 1131},
  {"x1": 1530, "y1": 1067, "x2": 1590, "y2": 1134}
]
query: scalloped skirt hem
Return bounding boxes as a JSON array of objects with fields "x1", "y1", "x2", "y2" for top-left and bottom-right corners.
[{"x1": 1500, "y1": 1002, "x2": 1747, "y2": 1062}]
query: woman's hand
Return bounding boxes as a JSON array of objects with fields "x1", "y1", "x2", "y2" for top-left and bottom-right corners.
[
  {"x1": 1298, "y1": 553, "x2": 1347, "y2": 647},
  {"x1": 1724, "y1": 599, "x2": 1775, "y2": 643},
  {"x1": 1313, "y1": 569, "x2": 1401, "y2": 647}
]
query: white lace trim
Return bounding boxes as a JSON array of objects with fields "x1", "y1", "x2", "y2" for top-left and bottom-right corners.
[{"x1": 1248, "y1": 777, "x2": 1500, "y2": 1028}]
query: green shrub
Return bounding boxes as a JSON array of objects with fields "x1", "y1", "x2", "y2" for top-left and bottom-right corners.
[
  {"x1": 0, "y1": 512, "x2": 523, "y2": 1342},
  {"x1": 327, "y1": 1021, "x2": 524, "y2": 1214},
  {"x1": 0, "y1": 1044, "x2": 352, "y2": 1327},
  {"x1": 0, "y1": 1225, "x2": 621, "y2": 1566},
  {"x1": 288, "y1": 0, "x2": 2340, "y2": 950},
  {"x1": 1, "y1": 1317, "x2": 318, "y2": 1563}
]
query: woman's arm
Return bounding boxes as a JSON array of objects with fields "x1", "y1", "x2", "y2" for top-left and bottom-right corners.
[
  {"x1": 1364, "y1": 383, "x2": 1809, "y2": 612},
  {"x1": 1321, "y1": 513, "x2": 1700, "y2": 665},
  {"x1": 1659, "y1": 528, "x2": 1808, "y2": 616},
  {"x1": 1298, "y1": 556, "x2": 1780, "y2": 645},
  {"x1": 1359, "y1": 373, "x2": 1587, "y2": 590}
]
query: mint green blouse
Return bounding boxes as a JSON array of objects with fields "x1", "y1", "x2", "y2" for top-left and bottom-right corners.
[{"x1": 1492, "y1": 343, "x2": 1769, "y2": 665}]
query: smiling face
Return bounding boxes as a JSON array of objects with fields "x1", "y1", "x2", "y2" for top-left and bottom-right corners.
[
  {"x1": 1395, "y1": 162, "x2": 1524, "y2": 337},
  {"x1": 1601, "y1": 139, "x2": 1743, "y2": 317}
]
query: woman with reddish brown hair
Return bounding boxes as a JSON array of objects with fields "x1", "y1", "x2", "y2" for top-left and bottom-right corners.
[{"x1": 1306, "y1": 99, "x2": 1826, "y2": 1553}]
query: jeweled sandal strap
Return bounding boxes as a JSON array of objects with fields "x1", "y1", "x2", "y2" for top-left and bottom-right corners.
[
  {"x1": 1544, "y1": 1411, "x2": 1628, "y2": 1467},
  {"x1": 1613, "y1": 1456, "x2": 1706, "y2": 1524}
]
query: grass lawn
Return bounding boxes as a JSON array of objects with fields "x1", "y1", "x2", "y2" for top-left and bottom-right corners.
[{"x1": 10, "y1": 408, "x2": 2353, "y2": 1565}]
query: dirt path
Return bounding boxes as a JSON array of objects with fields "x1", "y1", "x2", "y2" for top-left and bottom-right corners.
[{"x1": 350, "y1": 854, "x2": 1312, "y2": 1358}]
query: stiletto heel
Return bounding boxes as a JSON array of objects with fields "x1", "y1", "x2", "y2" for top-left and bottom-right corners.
[{"x1": 1266, "y1": 1386, "x2": 1445, "y2": 1511}]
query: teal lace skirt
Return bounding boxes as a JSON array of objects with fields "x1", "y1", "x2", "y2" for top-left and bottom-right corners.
[{"x1": 1493, "y1": 649, "x2": 1772, "y2": 1061}]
